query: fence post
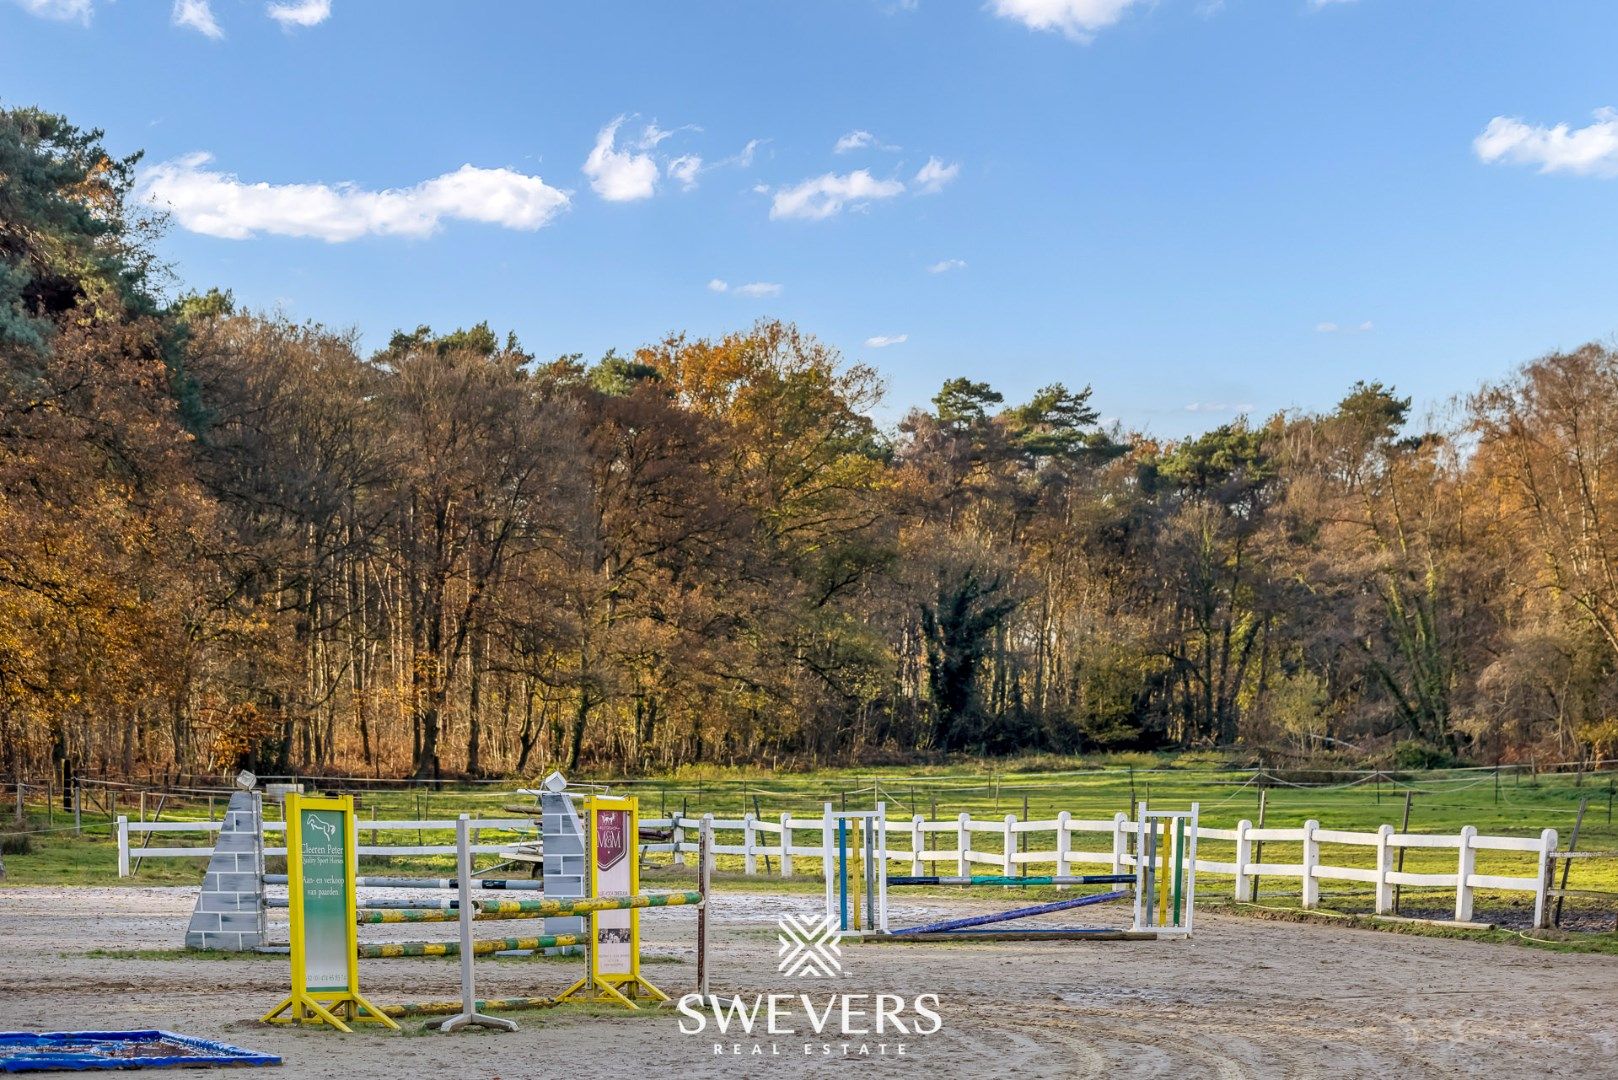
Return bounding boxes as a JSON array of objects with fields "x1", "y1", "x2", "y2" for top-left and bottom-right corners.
[
  {"x1": 1301, "y1": 819, "x2": 1320, "y2": 909},
  {"x1": 743, "y1": 813, "x2": 757, "y2": 876},
  {"x1": 1374, "y1": 824, "x2": 1394, "y2": 915},
  {"x1": 1111, "y1": 812, "x2": 1129, "y2": 875},
  {"x1": 1234, "y1": 818, "x2": 1253, "y2": 902},
  {"x1": 1055, "y1": 811, "x2": 1071, "y2": 885},
  {"x1": 822, "y1": 803, "x2": 835, "y2": 917},
  {"x1": 1002, "y1": 814, "x2": 1016, "y2": 876},
  {"x1": 672, "y1": 814, "x2": 686, "y2": 868},
  {"x1": 1534, "y1": 827, "x2": 1559, "y2": 929},
  {"x1": 779, "y1": 813, "x2": 793, "y2": 878},
  {"x1": 703, "y1": 813, "x2": 716, "y2": 877},
  {"x1": 1454, "y1": 825, "x2": 1477, "y2": 922},
  {"x1": 956, "y1": 813, "x2": 971, "y2": 876},
  {"x1": 910, "y1": 815, "x2": 924, "y2": 875},
  {"x1": 116, "y1": 815, "x2": 130, "y2": 878}
]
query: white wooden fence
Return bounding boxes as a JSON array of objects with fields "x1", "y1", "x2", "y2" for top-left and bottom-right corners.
[
  {"x1": 637, "y1": 811, "x2": 1559, "y2": 928},
  {"x1": 115, "y1": 816, "x2": 539, "y2": 877},
  {"x1": 118, "y1": 807, "x2": 1560, "y2": 928}
]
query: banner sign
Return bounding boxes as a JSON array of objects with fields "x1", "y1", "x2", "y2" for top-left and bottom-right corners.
[
  {"x1": 298, "y1": 806, "x2": 350, "y2": 991},
  {"x1": 595, "y1": 807, "x2": 632, "y2": 976}
]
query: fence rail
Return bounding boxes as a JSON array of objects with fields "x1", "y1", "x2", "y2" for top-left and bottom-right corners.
[
  {"x1": 115, "y1": 804, "x2": 1565, "y2": 928},
  {"x1": 634, "y1": 810, "x2": 1561, "y2": 927},
  {"x1": 115, "y1": 817, "x2": 540, "y2": 876}
]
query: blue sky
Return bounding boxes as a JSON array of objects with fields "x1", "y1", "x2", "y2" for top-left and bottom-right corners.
[{"x1": 6, "y1": 0, "x2": 1618, "y2": 435}]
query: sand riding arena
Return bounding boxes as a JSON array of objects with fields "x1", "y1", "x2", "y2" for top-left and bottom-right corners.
[{"x1": 2, "y1": 883, "x2": 1616, "y2": 1079}]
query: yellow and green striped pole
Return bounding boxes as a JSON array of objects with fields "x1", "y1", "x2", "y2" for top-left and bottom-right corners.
[{"x1": 355, "y1": 891, "x2": 701, "y2": 925}]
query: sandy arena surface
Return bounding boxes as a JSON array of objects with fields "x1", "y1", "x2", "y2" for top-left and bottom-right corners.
[{"x1": 2, "y1": 885, "x2": 1616, "y2": 1079}]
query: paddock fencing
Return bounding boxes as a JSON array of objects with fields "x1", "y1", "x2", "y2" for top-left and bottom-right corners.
[{"x1": 115, "y1": 804, "x2": 1563, "y2": 928}]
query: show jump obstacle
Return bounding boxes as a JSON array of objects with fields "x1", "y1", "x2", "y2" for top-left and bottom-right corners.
[
  {"x1": 262, "y1": 793, "x2": 399, "y2": 1032},
  {"x1": 825, "y1": 801, "x2": 1199, "y2": 941},
  {"x1": 263, "y1": 790, "x2": 698, "y2": 1032}
]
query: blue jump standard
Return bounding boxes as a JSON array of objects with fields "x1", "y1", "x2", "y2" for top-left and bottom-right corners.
[{"x1": 889, "y1": 889, "x2": 1131, "y2": 935}]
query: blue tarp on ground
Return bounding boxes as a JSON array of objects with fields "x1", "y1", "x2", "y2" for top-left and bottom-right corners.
[{"x1": 0, "y1": 1031, "x2": 280, "y2": 1072}]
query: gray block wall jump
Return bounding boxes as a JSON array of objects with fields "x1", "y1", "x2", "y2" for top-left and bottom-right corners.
[
  {"x1": 185, "y1": 790, "x2": 265, "y2": 951},
  {"x1": 543, "y1": 789, "x2": 586, "y2": 955}
]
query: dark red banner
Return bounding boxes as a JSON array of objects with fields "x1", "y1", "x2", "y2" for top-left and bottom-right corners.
[{"x1": 596, "y1": 809, "x2": 628, "y2": 872}]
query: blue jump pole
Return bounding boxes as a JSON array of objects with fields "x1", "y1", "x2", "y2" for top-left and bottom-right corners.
[
  {"x1": 889, "y1": 889, "x2": 1129, "y2": 936},
  {"x1": 887, "y1": 874, "x2": 1135, "y2": 887}
]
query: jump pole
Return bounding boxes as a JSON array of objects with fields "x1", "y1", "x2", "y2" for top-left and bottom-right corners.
[
  {"x1": 359, "y1": 934, "x2": 583, "y2": 959},
  {"x1": 355, "y1": 892, "x2": 703, "y2": 924},
  {"x1": 439, "y1": 815, "x2": 517, "y2": 1033},
  {"x1": 264, "y1": 874, "x2": 545, "y2": 891},
  {"x1": 888, "y1": 874, "x2": 1134, "y2": 887},
  {"x1": 887, "y1": 890, "x2": 1130, "y2": 936}
]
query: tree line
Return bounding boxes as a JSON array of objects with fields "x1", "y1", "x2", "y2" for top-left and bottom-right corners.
[{"x1": 3, "y1": 106, "x2": 1617, "y2": 782}]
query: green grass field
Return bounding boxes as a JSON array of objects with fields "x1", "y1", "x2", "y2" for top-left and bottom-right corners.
[{"x1": 4, "y1": 755, "x2": 1615, "y2": 947}]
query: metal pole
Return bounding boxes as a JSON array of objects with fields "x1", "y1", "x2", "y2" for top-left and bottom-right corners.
[
  {"x1": 697, "y1": 817, "x2": 712, "y2": 997},
  {"x1": 1251, "y1": 788, "x2": 1268, "y2": 901},
  {"x1": 440, "y1": 815, "x2": 517, "y2": 1033},
  {"x1": 1393, "y1": 791, "x2": 1412, "y2": 914},
  {"x1": 1553, "y1": 798, "x2": 1588, "y2": 929}
]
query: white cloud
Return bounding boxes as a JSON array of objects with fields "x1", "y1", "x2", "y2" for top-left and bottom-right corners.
[
  {"x1": 836, "y1": 130, "x2": 877, "y2": 154},
  {"x1": 1184, "y1": 401, "x2": 1253, "y2": 413},
  {"x1": 1308, "y1": 0, "x2": 1357, "y2": 7},
  {"x1": 864, "y1": 333, "x2": 908, "y2": 348},
  {"x1": 769, "y1": 170, "x2": 905, "y2": 220},
  {"x1": 1317, "y1": 320, "x2": 1373, "y2": 334},
  {"x1": 12, "y1": 0, "x2": 94, "y2": 23},
  {"x1": 667, "y1": 154, "x2": 702, "y2": 190},
  {"x1": 708, "y1": 279, "x2": 781, "y2": 297},
  {"x1": 137, "y1": 153, "x2": 570, "y2": 241},
  {"x1": 639, "y1": 123, "x2": 674, "y2": 148},
  {"x1": 727, "y1": 139, "x2": 763, "y2": 169},
  {"x1": 582, "y1": 116, "x2": 660, "y2": 201},
  {"x1": 834, "y1": 130, "x2": 898, "y2": 154},
  {"x1": 1474, "y1": 108, "x2": 1618, "y2": 178},
  {"x1": 1315, "y1": 322, "x2": 1339, "y2": 333},
  {"x1": 266, "y1": 0, "x2": 330, "y2": 28},
  {"x1": 172, "y1": 0, "x2": 223, "y2": 38},
  {"x1": 990, "y1": 0, "x2": 1147, "y2": 43},
  {"x1": 927, "y1": 258, "x2": 967, "y2": 273},
  {"x1": 913, "y1": 156, "x2": 960, "y2": 194}
]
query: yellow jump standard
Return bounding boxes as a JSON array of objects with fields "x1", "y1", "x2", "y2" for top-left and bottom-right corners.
[
  {"x1": 555, "y1": 794, "x2": 668, "y2": 1010},
  {"x1": 262, "y1": 793, "x2": 398, "y2": 1033}
]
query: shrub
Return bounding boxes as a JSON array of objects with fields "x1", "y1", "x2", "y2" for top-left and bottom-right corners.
[{"x1": 1392, "y1": 740, "x2": 1465, "y2": 770}]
